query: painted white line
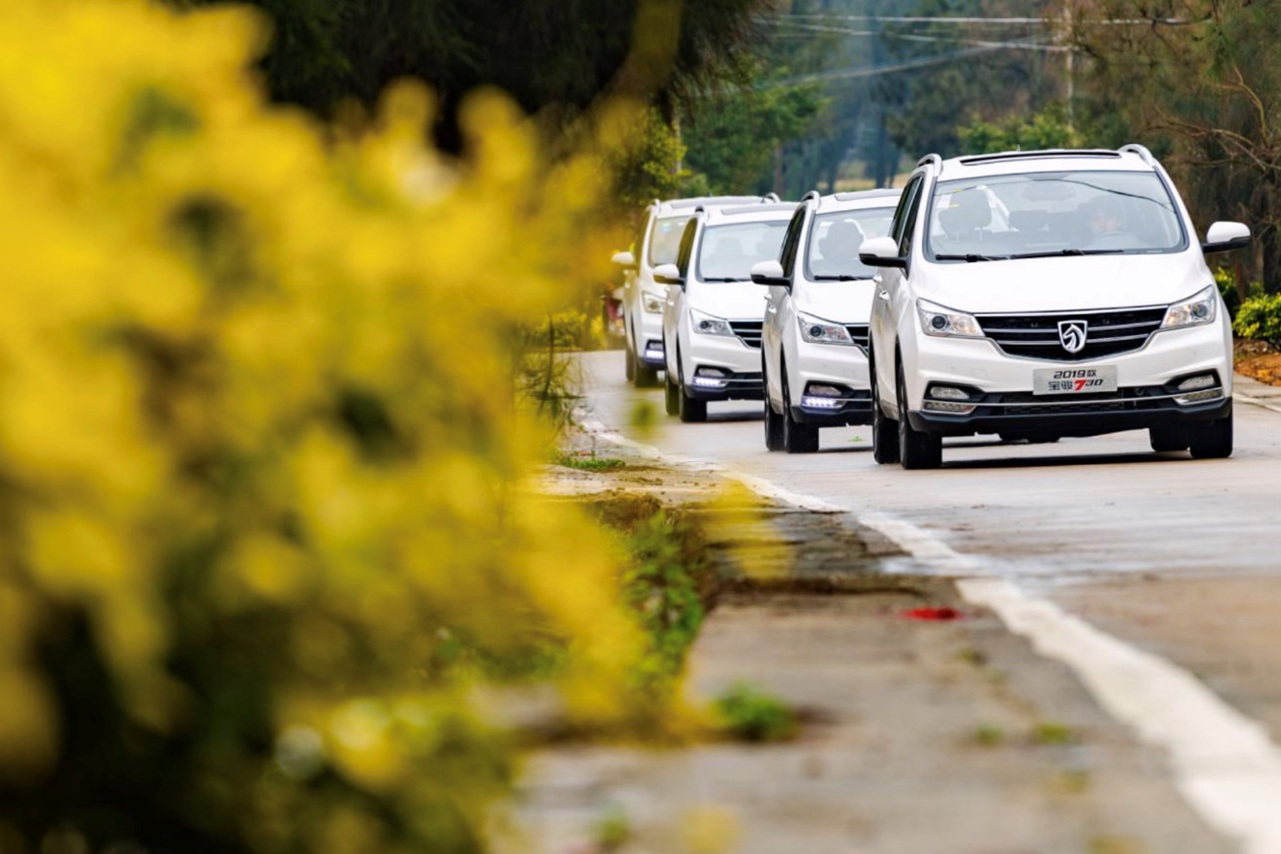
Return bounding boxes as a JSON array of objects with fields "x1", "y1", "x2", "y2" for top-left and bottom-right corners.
[
  {"x1": 1234, "y1": 391, "x2": 1281, "y2": 417},
  {"x1": 582, "y1": 414, "x2": 1281, "y2": 854}
]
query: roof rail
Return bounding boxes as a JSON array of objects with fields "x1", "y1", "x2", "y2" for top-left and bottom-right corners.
[
  {"x1": 1119, "y1": 143, "x2": 1157, "y2": 165},
  {"x1": 957, "y1": 149, "x2": 1120, "y2": 166},
  {"x1": 718, "y1": 202, "x2": 798, "y2": 217},
  {"x1": 917, "y1": 153, "x2": 943, "y2": 170},
  {"x1": 801, "y1": 190, "x2": 821, "y2": 203},
  {"x1": 832, "y1": 188, "x2": 902, "y2": 202},
  {"x1": 763, "y1": 192, "x2": 781, "y2": 202}
]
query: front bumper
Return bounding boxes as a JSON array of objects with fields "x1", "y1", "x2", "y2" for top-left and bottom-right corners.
[
  {"x1": 790, "y1": 339, "x2": 872, "y2": 426},
  {"x1": 907, "y1": 386, "x2": 1231, "y2": 438},
  {"x1": 687, "y1": 333, "x2": 763, "y2": 401},
  {"x1": 635, "y1": 310, "x2": 666, "y2": 366}
]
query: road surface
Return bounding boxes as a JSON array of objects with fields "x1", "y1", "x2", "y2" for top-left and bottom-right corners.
[{"x1": 576, "y1": 349, "x2": 1281, "y2": 852}]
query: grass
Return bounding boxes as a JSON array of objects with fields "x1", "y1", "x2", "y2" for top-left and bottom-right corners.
[
  {"x1": 972, "y1": 724, "x2": 1006, "y2": 747},
  {"x1": 1031, "y1": 721, "x2": 1075, "y2": 745},
  {"x1": 712, "y1": 682, "x2": 797, "y2": 742},
  {"x1": 556, "y1": 452, "x2": 628, "y2": 472}
]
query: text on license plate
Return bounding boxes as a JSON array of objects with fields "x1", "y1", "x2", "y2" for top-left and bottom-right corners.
[{"x1": 1032, "y1": 365, "x2": 1118, "y2": 395}]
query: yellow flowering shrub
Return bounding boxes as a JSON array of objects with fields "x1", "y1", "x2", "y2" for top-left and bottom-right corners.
[{"x1": 0, "y1": 1, "x2": 648, "y2": 850}]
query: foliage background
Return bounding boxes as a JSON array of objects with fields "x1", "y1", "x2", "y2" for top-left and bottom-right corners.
[{"x1": 0, "y1": 1, "x2": 710, "y2": 850}]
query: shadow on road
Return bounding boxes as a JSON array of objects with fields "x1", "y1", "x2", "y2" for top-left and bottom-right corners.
[{"x1": 940, "y1": 451, "x2": 1185, "y2": 471}]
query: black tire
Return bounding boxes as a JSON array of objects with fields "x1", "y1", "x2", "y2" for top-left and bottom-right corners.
[
  {"x1": 1149, "y1": 425, "x2": 1189, "y2": 453},
  {"x1": 665, "y1": 369, "x2": 681, "y2": 416},
  {"x1": 897, "y1": 360, "x2": 942, "y2": 470},
  {"x1": 870, "y1": 354, "x2": 900, "y2": 465},
  {"x1": 635, "y1": 359, "x2": 660, "y2": 388},
  {"x1": 1188, "y1": 415, "x2": 1233, "y2": 459},
  {"x1": 675, "y1": 346, "x2": 707, "y2": 423},
  {"x1": 763, "y1": 361, "x2": 785, "y2": 451},
  {"x1": 781, "y1": 367, "x2": 819, "y2": 454},
  {"x1": 625, "y1": 342, "x2": 636, "y2": 381}
]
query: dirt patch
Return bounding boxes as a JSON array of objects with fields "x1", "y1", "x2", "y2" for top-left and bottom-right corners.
[{"x1": 1234, "y1": 337, "x2": 1281, "y2": 386}]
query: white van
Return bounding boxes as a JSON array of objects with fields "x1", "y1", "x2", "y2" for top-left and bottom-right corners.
[
  {"x1": 752, "y1": 189, "x2": 901, "y2": 452},
  {"x1": 859, "y1": 146, "x2": 1249, "y2": 469},
  {"x1": 654, "y1": 202, "x2": 795, "y2": 422}
]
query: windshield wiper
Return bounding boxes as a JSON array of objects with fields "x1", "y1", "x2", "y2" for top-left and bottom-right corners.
[
  {"x1": 934, "y1": 253, "x2": 1008, "y2": 262},
  {"x1": 1006, "y1": 248, "x2": 1127, "y2": 259},
  {"x1": 702, "y1": 276, "x2": 749, "y2": 282},
  {"x1": 812, "y1": 274, "x2": 872, "y2": 281}
]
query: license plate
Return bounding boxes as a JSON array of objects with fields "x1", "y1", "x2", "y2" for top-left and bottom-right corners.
[{"x1": 1033, "y1": 365, "x2": 1118, "y2": 395}]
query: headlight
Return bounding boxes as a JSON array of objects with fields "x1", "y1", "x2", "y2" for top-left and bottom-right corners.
[
  {"x1": 917, "y1": 299, "x2": 984, "y2": 338},
  {"x1": 689, "y1": 308, "x2": 735, "y2": 337},
  {"x1": 642, "y1": 292, "x2": 664, "y2": 314},
  {"x1": 1161, "y1": 285, "x2": 1217, "y2": 330},
  {"x1": 797, "y1": 312, "x2": 855, "y2": 346}
]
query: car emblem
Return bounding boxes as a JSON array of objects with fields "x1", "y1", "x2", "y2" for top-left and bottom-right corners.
[{"x1": 1058, "y1": 320, "x2": 1088, "y2": 354}]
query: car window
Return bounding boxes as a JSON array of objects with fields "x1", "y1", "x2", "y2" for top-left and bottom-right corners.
[
  {"x1": 648, "y1": 214, "x2": 691, "y2": 267},
  {"x1": 804, "y1": 207, "x2": 896, "y2": 280},
  {"x1": 780, "y1": 207, "x2": 807, "y2": 273},
  {"x1": 890, "y1": 176, "x2": 922, "y2": 246},
  {"x1": 925, "y1": 170, "x2": 1187, "y2": 261},
  {"x1": 676, "y1": 218, "x2": 698, "y2": 277},
  {"x1": 695, "y1": 221, "x2": 789, "y2": 282},
  {"x1": 898, "y1": 187, "x2": 925, "y2": 258}
]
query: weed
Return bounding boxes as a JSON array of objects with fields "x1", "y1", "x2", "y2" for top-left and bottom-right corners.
[
  {"x1": 557, "y1": 453, "x2": 628, "y2": 472},
  {"x1": 1031, "y1": 721, "x2": 1074, "y2": 745},
  {"x1": 594, "y1": 805, "x2": 631, "y2": 852},
  {"x1": 972, "y1": 724, "x2": 1005, "y2": 747},
  {"x1": 957, "y1": 646, "x2": 988, "y2": 667},
  {"x1": 712, "y1": 682, "x2": 797, "y2": 742}
]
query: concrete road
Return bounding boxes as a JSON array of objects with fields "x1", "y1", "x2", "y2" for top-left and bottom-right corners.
[{"x1": 576, "y1": 350, "x2": 1281, "y2": 850}]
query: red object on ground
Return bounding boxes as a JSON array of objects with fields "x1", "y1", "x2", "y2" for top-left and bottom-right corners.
[{"x1": 901, "y1": 606, "x2": 962, "y2": 621}]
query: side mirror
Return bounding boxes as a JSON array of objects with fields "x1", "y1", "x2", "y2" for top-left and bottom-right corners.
[
  {"x1": 611, "y1": 250, "x2": 637, "y2": 268},
  {"x1": 859, "y1": 236, "x2": 907, "y2": 269},
  {"x1": 653, "y1": 263, "x2": 684, "y2": 286},
  {"x1": 750, "y1": 260, "x2": 789, "y2": 287},
  {"x1": 1202, "y1": 221, "x2": 1251, "y2": 254}
]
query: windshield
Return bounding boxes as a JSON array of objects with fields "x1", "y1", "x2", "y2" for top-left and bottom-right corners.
[
  {"x1": 647, "y1": 215, "x2": 689, "y2": 266},
  {"x1": 696, "y1": 221, "x2": 788, "y2": 282},
  {"x1": 806, "y1": 208, "x2": 896, "y2": 280},
  {"x1": 925, "y1": 170, "x2": 1186, "y2": 261}
]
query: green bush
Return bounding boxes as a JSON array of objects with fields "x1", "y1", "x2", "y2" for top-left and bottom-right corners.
[
  {"x1": 1234, "y1": 293, "x2": 1281, "y2": 347},
  {"x1": 712, "y1": 682, "x2": 796, "y2": 742}
]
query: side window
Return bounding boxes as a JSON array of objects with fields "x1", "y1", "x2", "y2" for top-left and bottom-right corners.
[
  {"x1": 779, "y1": 207, "x2": 807, "y2": 274},
  {"x1": 897, "y1": 177, "x2": 926, "y2": 258},
  {"x1": 890, "y1": 176, "x2": 922, "y2": 247},
  {"x1": 676, "y1": 219, "x2": 698, "y2": 278}
]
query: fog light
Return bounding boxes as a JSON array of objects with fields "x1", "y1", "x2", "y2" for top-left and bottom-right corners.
[
  {"x1": 1176, "y1": 374, "x2": 1216, "y2": 392},
  {"x1": 923, "y1": 400, "x2": 977, "y2": 415},
  {"x1": 1175, "y1": 388, "x2": 1224, "y2": 405},
  {"x1": 692, "y1": 366, "x2": 729, "y2": 389},
  {"x1": 644, "y1": 341, "x2": 664, "y2": 360},
  {"x1": 805, "y1": 384, "x2": 843, "y2": 398},
  {"x1": 802, "y1": 396, "x2": 842, "y2": 409},
  {"x1": 929, "y1": 386, "x2": 970, "y2": 401}
]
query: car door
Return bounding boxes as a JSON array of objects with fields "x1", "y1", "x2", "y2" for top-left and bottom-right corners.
[
  {"x1": 871, "y1": 175, "x2": 924, "y2": 412},
  {"x1": 765, "y1": 206, "x2": 806, "y2": 405},
  {"x1": 664, "y1": 218, "x2": 699, "y2": 379},
  {"x1": 627, "y1": 209, "x2": 654, "y2": 353}
]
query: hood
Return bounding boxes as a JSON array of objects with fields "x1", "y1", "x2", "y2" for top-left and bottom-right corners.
[
  {"x1": 914, "y1": 250, "x2": 1212, "y2": 314},
  {"x1": 687, "y1": 281, "x2": 770, "y2": 321},
  {"x1": 793, "y1": 279, "x2": 877, "y2": 324}
]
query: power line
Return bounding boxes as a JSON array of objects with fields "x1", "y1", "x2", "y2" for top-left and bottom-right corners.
[{"x1": 761, "y1": 45, "x2": 1013, "y2": 89}]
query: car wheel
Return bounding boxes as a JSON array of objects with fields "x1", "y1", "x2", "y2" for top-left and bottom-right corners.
[
  {"x1": 625, "y1": 342, "x2": 636, "y2": 382},
  {"x1": 665, "y1": 369, "x2": 681, "y2": 416},
  {"x1": 635, "y1": 359, "x2": 660, "y2": 388},
  {"x1": 1149, "y1": 425, "x2": 1189, "y2": 453},
  {"x1": 675, "y1": 346, "x2": 707, "y2": 423},
  {"x1": 763, "y1": 361, "x2": 785, "y2": 451},
  {"x1": 781, "y1": 366, "x2": 818, "y2": 454},
  {"x1": 1188, "y1": 414, "x2": 1232, "y2": 459},
  {"x1": 897, "y1": 360, "x2": 942, "y2": 470},
  {"x1": 870, "y1": 354, "x2": 900, "y2": 465}
]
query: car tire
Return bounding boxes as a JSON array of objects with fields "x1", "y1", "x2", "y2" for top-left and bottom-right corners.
[
  {"x1": 1149, "y1": 425, "x2": 1189, "y2": 453},
  {"x1": 665, "y1": 368, "x2": 681, "y2": 416},
  {"x1": 763, "y1": 361, "x2": 785, "y2": 451},
  {"x1": 1188, "y1": 415, "x2": 1232, "y2": 459},
  {"x1": 675, "y1": 346, "x2": 707, "y2": 423},
  {"x1": 870, "y1": 353, "x2": 900, "y2": 465},
  {"x1": 625, "y1": 342, "x2": 636, "y2": 382},
  {"x1": 897, "y1": 360, "x2": 942, "y2": 470},
  {"x1": 781, "y1": 366, "x2": 819, "y2": 454}
]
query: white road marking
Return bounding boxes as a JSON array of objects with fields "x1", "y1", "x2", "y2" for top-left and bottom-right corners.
[
  {"x1": 1235, "y1": 391, "x2": 1281, "y2": 417},
  {"x1": 580, "y1": 411, "x2": 1281, "y2": 854}
]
